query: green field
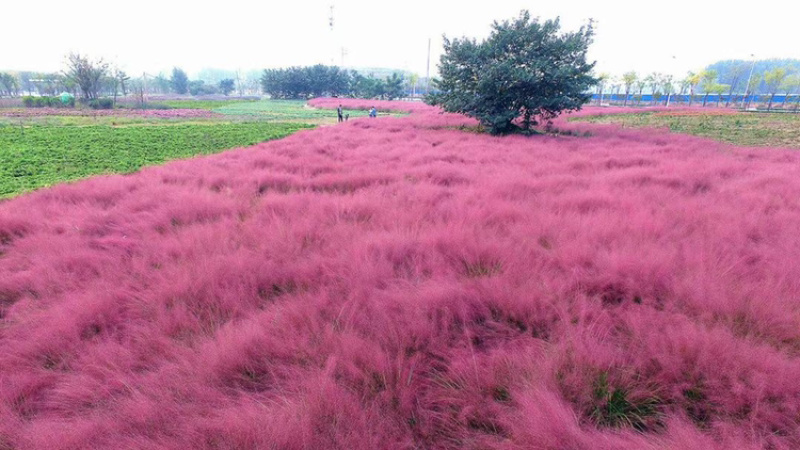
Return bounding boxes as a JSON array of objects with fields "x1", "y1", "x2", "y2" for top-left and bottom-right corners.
[
  {"x1": 214, "y1": 99, "x2": 370, "y2": 122},
  {"x1": 0, "y1": 114, "x2": 217, "y2": 128},
  {"x1": 155, "y1": 99, "x2": 258, "y2": 110},
  {"x1": 0, "y1": 99, "x2": 394, "y2": 198},
  {"x1": 0, "y1": 122, "x2": 311, "y2": 198},
  {"x1": 144, "y1": 99, "x2": 358, "y2": 123},
  {"x1": 573, "y1": 111, "x2": 800, "y2": 148}
]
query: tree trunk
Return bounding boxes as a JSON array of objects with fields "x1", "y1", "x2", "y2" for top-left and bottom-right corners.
[
  {"x1": 623, "y1": 89, "x2": 628, "y2": 107},
  {"x1": 768, "y1": 93, "x2": 775, "y2": 111},
  {"x1": 703, "y1": 93, "x2": 709, "y2": 107},
  {"x1": 689, "y1": 89, "x2": 694, "y2": 106}
]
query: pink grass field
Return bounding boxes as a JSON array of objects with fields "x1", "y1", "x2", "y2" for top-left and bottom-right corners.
[{"x1": 2, "y1": 100, "x2": 800, "y2": 449}]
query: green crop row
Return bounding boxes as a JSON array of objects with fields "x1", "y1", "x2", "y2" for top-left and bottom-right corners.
[{"x1": 0, "y1": 122, "x2": 312, "y2": 198}]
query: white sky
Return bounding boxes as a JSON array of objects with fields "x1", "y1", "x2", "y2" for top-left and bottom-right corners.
[{"x1": 3, "y1": 0, "x2": 799, "y2": 80}]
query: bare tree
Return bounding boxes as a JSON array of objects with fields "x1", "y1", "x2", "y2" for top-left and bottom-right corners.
[
  {"x1": 622, "y1": 71, "x2": 637, "y2": 106},
  {"x1": 118, "y1": 70, "x2": 130, "y2": 96},
  {"x1": 745, "y1": 74, "x2": 761, "y2": 109},
  {"x1": 685, "y1": 71, "x2": 701, "y2": 106},
  {"x1": 64, "y1": 53, "x2": 109, "y2": 100},
  {"x1": 595, "y1": 73, "x2": 610, "y2": 105},
  {"x1": 712, "y1": 83, "x2": 728, "y2": 107},
  {"x1": 635, "y1": 79, "x2": 646, "y2": 105},
  {"x1": 725, "y1": 63, "x2": 747, "y2": 107},
  {"x1": 678, "y1": 77, "x2": 691, "y2": 105},
  {"x1": 644, "y1": 73, "x2": 660, "y2": 106}
]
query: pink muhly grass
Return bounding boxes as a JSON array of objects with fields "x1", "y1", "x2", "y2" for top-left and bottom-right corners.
[{"x1": 1, "y1": 100, "x2": 800, "y2": 448}]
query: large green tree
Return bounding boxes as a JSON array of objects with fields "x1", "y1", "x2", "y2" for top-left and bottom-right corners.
[
  {"x1": 261, "y1": 65, "x2": 351, "y2": 99},
  {"x1": 383, "y1": 73, "x2": 404, "y2": 100},
  {"x1": 219, "y1": 78, "x2": 235, "y2": 96},
  {"x1": 171, "y1": 68, "x2": 189, "y2": 95},
  {"x1": 427, "y1": 11, "x2": 597, "y2": 134}
]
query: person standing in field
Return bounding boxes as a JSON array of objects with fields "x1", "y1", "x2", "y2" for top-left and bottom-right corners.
[
  {"x1": 337, "y1": 104, "x2": 344, "y2": 122},
  {"x1": 369, "y1": 107, "x2": 377, "y2": 118}
]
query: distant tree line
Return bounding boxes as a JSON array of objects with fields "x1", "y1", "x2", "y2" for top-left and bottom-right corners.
[
  {"x1": 1, "y1": 60, "x2": 421, "y2": 102},
  {"x1": 260, "y1": 65, "x2": 406, "y2": 100},
  {"x1": 0, "y1": 56, "x2": 253, "y2": 103}
]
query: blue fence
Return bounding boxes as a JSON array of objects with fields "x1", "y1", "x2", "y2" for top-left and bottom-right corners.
[{"x1": 591, "y1": 94, "x2": 800, "y2": 105}]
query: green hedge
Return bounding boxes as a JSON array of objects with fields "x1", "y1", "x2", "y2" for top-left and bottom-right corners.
[{"x1": 22, "y1": 96, "x2": 75, "y2": 108}]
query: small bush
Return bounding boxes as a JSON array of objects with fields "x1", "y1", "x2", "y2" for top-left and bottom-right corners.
[
  {"x1": 89, "y1": 98, "x2": 114, "y2": 110},
  {"x1": 22, "y1": 96, "x2": 34, "y2": 108}
]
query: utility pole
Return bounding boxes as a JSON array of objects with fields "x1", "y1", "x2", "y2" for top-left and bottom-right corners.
[
  {"x1": 425, "y1": 38, "x2": 431, "y2": 95},
  {"x1": 142, "y1": 72, "x2": 147, "y2": 106},
  {"x1": 329, "y1": 4, "x2": 336, "y2": 66}
]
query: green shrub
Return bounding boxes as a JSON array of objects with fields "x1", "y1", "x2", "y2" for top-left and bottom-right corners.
[
  {"x1": 89, "y1": 98, "x2": 114, "y2": 110},
  {"x1": 33, "y1": 97, "x2": 51, "y2": 108},
  {"x1": 22, "y1": 96, "x2": 34, "y2": 108}
]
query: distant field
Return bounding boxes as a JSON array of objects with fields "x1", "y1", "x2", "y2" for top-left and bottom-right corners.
[
  {"x1": 573, "y1": 110, "x2": 800, "y2": 148},
  {"x1": 0, "y1": 122, "x2": 311, "y2": 198},
  {"x1": 214, "y1": 99, "x2": 371, "y2": 122},
  {"x1": 156, "y1": 99, "x2": 258, "y2": 110},
  {"x1": 0, "y1": 98, "x2": 367, "y2": 198}
]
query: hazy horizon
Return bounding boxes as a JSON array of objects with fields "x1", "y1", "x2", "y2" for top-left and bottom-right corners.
[{"x1": 4, "y1": 0, "x2": 799, "y2": 79}]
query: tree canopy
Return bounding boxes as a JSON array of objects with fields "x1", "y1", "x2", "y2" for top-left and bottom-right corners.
[
  {"x1": 171, "y1": 68, "x2": 189, "y2": 95},
  {"x1": 260, "y1": 66, "x2": 405, "y2": 100},
  {"x1": 63, "y1": 53, "x2": 109, "y2": 100},
  {"x1": 426, "y1": 11, "x2": 597, "y2": 134}
]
